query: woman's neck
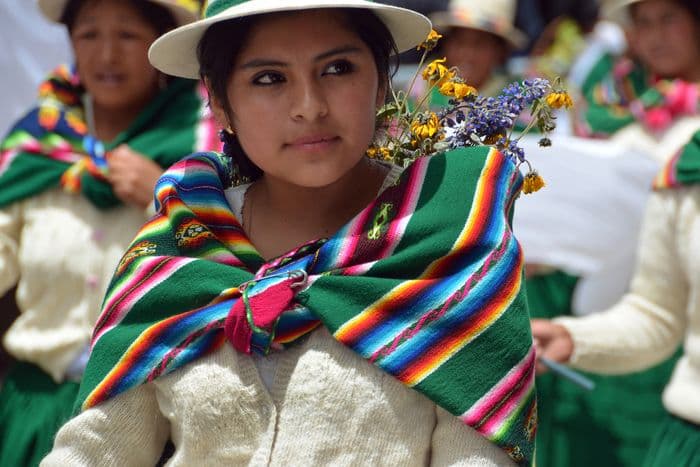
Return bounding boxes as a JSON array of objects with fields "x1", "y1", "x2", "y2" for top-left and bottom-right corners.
[
  {"x1": 90, "y1": 99, "x2": 150, "y2": 142},
  {"x1": 681, "y1": 67, "x2": 700, "y2": 83},
  {"x1": 246, "y1": 158, "x2": 390, "y2": 259}
]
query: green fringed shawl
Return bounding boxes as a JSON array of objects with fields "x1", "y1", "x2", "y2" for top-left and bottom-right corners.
[
  {"x1": 654, "y1": 129, "x2": 700, "y2": 189},
  {"x1": 0, "y1": 65, "x2": 219, "y2": 209},
  {"x1": 77, "y1": 147, "x2": 537, "y2": 465},
  {"x1": 576, "y1": 55, "x2": 700, "y2": 137}
]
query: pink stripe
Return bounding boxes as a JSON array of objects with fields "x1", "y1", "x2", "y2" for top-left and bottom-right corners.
[
  {"x1": 196, "y1": 117, "x2": 218, "y2": 152},
  {"x1": 461, "y1": 347, "x2": 535, "y2": 427},
  {"x1": 93, "y1": 257, "x2": 195, "y2": 345},
  {"x1": 331, "y1": 205, "x2": 376, "y2": 267},
  {"x1": 380, "y1": 157, "x2": 428, "y2": 259},
  {"x1": 341, "y1": 158, "x2": 429, "y2": 275},
  {"x1": 478, "y1": 357, "x2": 535, "y2": 436},
  {"x1": 0, "y1": 150, "x2": 19, "y2": 175}
]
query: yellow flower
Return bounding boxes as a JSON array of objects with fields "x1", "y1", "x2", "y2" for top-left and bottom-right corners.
[
  {"x1": 366, "y1": 146, "x2": 392, "y2": 161},
  {"x1": 439, "y1": 81, "x2": 477, "y2": 99},
  {"x1": 417, "y1": 29, "x2": 442, "y2": 51},
  {"x1": 175, "y1": 0, "x2": 201, "y2": 14},
  {"x1": 410, "y1": 112, "x2": 440, "y2": 141},
  {"x1": 522, "y1": 171, "x2": 546, "y2": 194},
  {"x1": 484, "y1": 133, "x2": 505, "y2": 145},
  {"x1": 546, "y1": 91, "x2": 573, "y2": 109},
  {"x1": 422, "y1": 58, "x2": 454, "y2": 86}
]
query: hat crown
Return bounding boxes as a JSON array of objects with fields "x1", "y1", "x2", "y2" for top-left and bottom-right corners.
[
  {"x1": 205, "y1": 0, "x2": 377, "y2": 18},
  {"x1": 447, "y1": 0, "x2": 517, "y2": 23},
  {"x1": 205, "y1": 0, "x2": 246, "y2": 17}
]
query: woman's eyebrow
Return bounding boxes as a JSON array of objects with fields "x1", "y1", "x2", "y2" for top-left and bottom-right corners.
[{"x1": 239, "y1": 45, "x2": 362, "y2": 69}]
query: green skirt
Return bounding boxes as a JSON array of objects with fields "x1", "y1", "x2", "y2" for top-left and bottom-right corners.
[
  {"x1": 0, "y1": 361, "x2": 80, "y2": 467},
  {"x1": 527, "y1": 271, "x2": 680, "y2": 467},
  {"x1": 644, "y1": 413, "x2": 700, "y2": 467}
]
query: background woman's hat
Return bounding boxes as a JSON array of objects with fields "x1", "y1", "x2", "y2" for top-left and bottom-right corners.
[
  {"x1": 37, "y1": 0, "x2": 200, "y2": 26},
  {"x1": 148, "y1": 0, "x2": 432, "y2": 79},
  {"x1": 429, "y1": 0, "x2": 527, "y2": 49},
  {"x1": 600, "y1": 0, "x2": 645, "y2": 24}
]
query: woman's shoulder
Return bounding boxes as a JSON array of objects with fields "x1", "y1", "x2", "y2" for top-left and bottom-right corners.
[{"x1": 432, "y1": 145, "x2": 517, "y2": 176}]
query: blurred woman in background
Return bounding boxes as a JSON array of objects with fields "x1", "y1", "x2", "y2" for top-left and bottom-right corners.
[{"x1": 0, "y1": 1, "x2": 217, "y2": 465}]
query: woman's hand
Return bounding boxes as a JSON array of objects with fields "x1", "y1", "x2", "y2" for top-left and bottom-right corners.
[
  {"x1": 106, "y1": 144, "x2": 163, "y2": 209},
  {"x1": 531, "y1": 319, "x2": 575, "y2": 373}
]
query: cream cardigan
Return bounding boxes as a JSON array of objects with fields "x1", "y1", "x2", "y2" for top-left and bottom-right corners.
[
  {"x1": 43, "y1": 165, "x2": 516, "y2": 466},
  {"x1": 42, "y1": 328, "x2": 515, "y2": 466},
  {"x1": 0, "y1": 188, "x2": 151, "y2": 382},
  {"x1": 555, "y1": 186, "x2": 700, "y2": 425}
]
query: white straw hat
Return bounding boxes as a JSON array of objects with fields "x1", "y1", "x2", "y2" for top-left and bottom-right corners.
[
  {"x1": 37, "y1": 0, "x2": 200, "y2": 27},
  {"x1": 148, "y1": 0, "x2": 432, "y2": 79},
  {"x1": 430, "y1": 0, "x2": 527, "y2": 49},
  {"x1": 600, "y1": 0, "x2": 645, "y2": 24}
]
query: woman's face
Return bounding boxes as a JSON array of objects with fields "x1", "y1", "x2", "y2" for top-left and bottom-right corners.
[
  {"x1": 629, "y1": 0, "x2": 700, "y2": 80},
  {"x1": 70, "y1": 0, "x2": 161, "y2": 112},
  {"x1": 212, "y1": 10, "x2": 385, "y2": 189},
  {"x1": 442, "y1": 28, "x2": 507, "y2": 89}
]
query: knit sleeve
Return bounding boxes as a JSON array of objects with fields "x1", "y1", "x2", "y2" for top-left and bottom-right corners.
[
  {"x1": 554, "y1": 190, "x2": 689, "y2": 373},
  {"x1": 41, "y1": 383, "x2": 169, "y2": 467},
  {"x1": 430, "y1": 406, "x2": 516, "y2": 466},
  {"x1": 0, "y1": 204, "x2": 22, "y2": 297}
]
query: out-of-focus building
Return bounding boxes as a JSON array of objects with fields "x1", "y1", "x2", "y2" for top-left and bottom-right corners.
[{"x1": 0, "y1": 0, "x2": 71, "y2": 136}]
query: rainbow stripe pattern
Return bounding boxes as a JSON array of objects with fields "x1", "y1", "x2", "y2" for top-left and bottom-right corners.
[
  {"x1": 77, "y1": 147, "x2": 536, "y2": 465},
  {"x1": 0, "y1": 65, "x2": 219, "y2": 209},
  {"x1": 654, "y1": 129, "x2": 700, "y2": 190},
  {"x1": 576, "y1": 55, "x2": 700, "y2": 138}
]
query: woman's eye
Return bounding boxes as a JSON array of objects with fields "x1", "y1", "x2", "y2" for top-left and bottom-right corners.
[
  {"x1": 74, "y1": 30, "x2": 98, "y2": 40},
  {"x1": 324, "y1": 60, "x2": 354, "y2": 76},
  {"x1": 253, "y1": 72, "x2": 285, "y2": 85},
  {"x1": 118, "y1": 30, "x2": 139, "y2": 40}
]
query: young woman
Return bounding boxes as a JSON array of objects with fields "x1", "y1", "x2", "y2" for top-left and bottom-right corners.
[
  {"x1": 532, "y1": 129, "x2": 700, "y2": 466},
  {"x1": 42, "y1": 0, "x2": 537, "y2": 465},
  {"x1": 429, "y1": 0, "x2": 525, "y2": 102},
  {"x1": 528, "y1": 2, "x2": 700, "y2": 465},
  {"x1": 577, "y1": 0, "x2": 700, "y2": 159},
  {"x1": 0, "y1": 1, "x2": 217, "y2": 465}
]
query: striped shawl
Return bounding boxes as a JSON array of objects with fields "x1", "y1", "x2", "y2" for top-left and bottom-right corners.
[
  {"x1": 0, "y1": 65, "x2": 219, "y2": 209},
  {"x1": 77, "y1": 146, "x2": 537, "y2": 465}
]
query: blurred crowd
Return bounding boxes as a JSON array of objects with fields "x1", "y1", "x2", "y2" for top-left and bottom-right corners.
[{"x1": 1, "y1": 0, "x2": 699, "y2": 466}]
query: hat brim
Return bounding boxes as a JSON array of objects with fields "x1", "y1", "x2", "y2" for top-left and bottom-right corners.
[
  {"x1": 148, "y1": 0, "x2": 432, "y2": 79},
  {"x1": 430, "y1": 11, "x2": 527, "y2": 49},
  {"x1": 37, "y1": 0, "x2": 198, "y2": 27},
  {"x1": 601, "y1": 0, "x2": 643, "y2": 24}
]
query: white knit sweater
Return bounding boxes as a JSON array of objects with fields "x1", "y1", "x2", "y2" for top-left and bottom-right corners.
[
  {"x1": 555, "y1": 186, "x2": 700, "y2": 425},
  {"x1": 609, "y1": 116, "x2": 700, "y2": 163},
  {"x1": 0, "y1": 188, "x2": 151, "y2": 382},
  {"x1": 42, "y1": 328, "x2": 515, "y2": 466},
  {"x1": 42, "y1": 164, "x2": 516, "y2": 466}
]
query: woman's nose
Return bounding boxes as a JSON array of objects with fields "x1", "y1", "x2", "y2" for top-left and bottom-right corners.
[
  {"x1": 289, "y1": 78, "x2": 329, "y2": 122},
  {"x1": 98, "y1": 38, "x2": 118, "y2": 64}
]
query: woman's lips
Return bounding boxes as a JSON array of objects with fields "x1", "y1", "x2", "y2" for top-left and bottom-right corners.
[
  {"x1": 285, "y1": 135, "x2": 340, "y2": 152},
  {"x1": 95, "y1": 72, "x2": 126, "y2": 86}
]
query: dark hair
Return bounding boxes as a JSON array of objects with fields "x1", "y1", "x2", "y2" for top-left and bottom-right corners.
[
  {"x1": 630, "y1": 0, "x2": 700, "y2": 22},
  {"x1": 60, "y1": 0, "x2": 178, "y2": 35},
  {"x1": 198, "y1": 8, "x2": 398, "y2": 182}
]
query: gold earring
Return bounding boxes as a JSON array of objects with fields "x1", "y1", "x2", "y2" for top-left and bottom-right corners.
[{"x1": 224, "y1": 125, "x2": 235, "y2": 136}]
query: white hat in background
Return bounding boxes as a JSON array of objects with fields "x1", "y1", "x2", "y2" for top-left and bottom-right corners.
[
  {"x1": 37, "y1": 0, "x2": 200, "y2": 27},
  {"x1": 430, "y1": 0, "x2": 527, "y2": 49},
  {"x1": 599, "y1": 0, "x2": 644, "y2": 24}
]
